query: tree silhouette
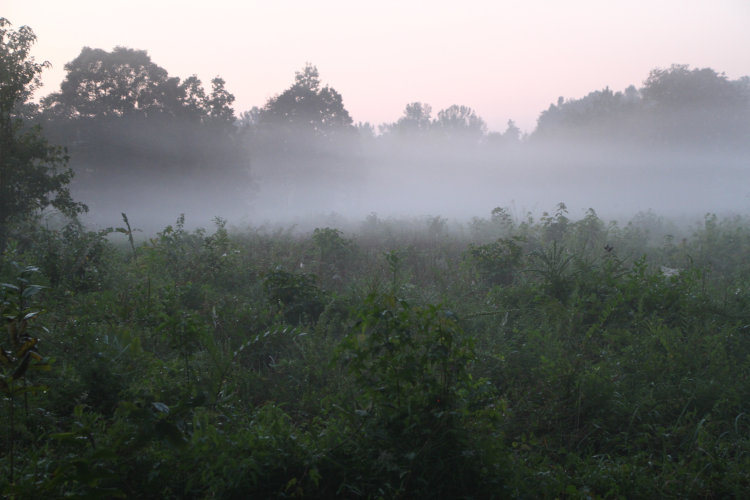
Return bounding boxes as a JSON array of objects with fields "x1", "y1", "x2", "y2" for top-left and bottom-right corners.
[
  {"x1": 0, "y1": 18, "x2": 85, "y2": 247},
  {"x1": 258, "y1": 63, "x2": 353, "y2": 139},
  {"x1": 433, "y1": 105, "x2": 487, "y2": 143}
]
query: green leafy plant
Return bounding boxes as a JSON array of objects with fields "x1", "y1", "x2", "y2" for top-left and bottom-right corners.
[
  {"x1": 336, "y1": 292, "x2": 499, "y2": 497},
  {"x1": 0, "y1": 262, "x2": 50, "y2": 484},
  {"x1": 526, "y1": 240, "x2": 576, "y2": 301},
  {"x1": 467, "y1": 236, "x2": 524, "y2": 286},
  {"x1": 114, "y1": 213, "x2": 139, "y2": 263},
  {"x1": 263, "y1": 268, "x2": 325, "y2": 325}
]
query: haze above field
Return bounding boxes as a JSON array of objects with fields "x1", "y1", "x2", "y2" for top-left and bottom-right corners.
[{"x1": 4, "y1": 2, "x2": 750, "y2": 231}]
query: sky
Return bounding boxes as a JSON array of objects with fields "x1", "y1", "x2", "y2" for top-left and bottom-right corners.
[{"x1": 6, "y1": 0, "x2": 750, "y2": 133}]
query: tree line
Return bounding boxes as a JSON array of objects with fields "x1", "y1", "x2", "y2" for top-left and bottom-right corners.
[
  {"x1": 18, "y1": 27, "x2": 750, "y2": 185},
  {"x1": 3, "y1": 17, "x2": 750, "y2": 236}
]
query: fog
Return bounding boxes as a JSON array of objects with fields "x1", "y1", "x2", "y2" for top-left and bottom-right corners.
[
  {"x1": 69, "y1": 138, "x2": 750, "y2": 236},
  {"x1": 35, "y1": 61, "x2": 749, "y2": 234}
]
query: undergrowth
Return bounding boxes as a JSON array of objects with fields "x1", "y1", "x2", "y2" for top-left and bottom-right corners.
[{"x1": 1, "y1": 207, "x2": 750, "y2": 498}]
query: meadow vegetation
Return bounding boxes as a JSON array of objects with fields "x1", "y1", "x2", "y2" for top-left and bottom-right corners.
[{"x1": 2, "y1": 206, "x2": 750, "y2": 498}]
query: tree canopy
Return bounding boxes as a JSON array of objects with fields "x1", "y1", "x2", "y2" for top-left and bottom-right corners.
[
  {"x1": 258, "y1": 63, "x2": 353, "y2": 138},
  {"x1": 42, "y1": 46, "x2": 235, "y2": 125},
  {"x1": 433, "y1": 104, "x2": 487, "y2": 142},
  {"x1": 37, "y1": 45, "x2": 243, "y2": 189},
  {"x1": 0, "y1": 18, "x2": 86, "y2": 246},
  {"x1": 42, "y1": 47, "x2": 178, "y2": 119},
  {"x1": 533, "y1": 65, "x2": 750, "y2": 148},
  {"x1": 379, "y1": 102, "x2": 433, "y2": 139},
  {"x1": 380, "y1": 102, "x2": 488, "y2": 145}
]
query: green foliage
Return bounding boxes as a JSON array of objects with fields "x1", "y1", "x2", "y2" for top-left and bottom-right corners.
[
  {"x1": 41, "y1": 46, "x2": 236, "y2": 124},
  {"x1": 0, "y1": 18, "x2": 86, "y2": 248},
  {"x1": 25, "y1": 220, "x2": 115, "y2": 291},
  {"x1": 0, "y1": 261, "x2": 51, "y2": 485},
  {"x1": 0, "y1": 262, "x2": 50, "y2": 394},
  {"x1": 527, "y1": 240, "x2": 576, "y2": 302},
  {"x1": 259, "y1": 63, "x2": 353, "y2": 136},
  {"x1": 311, "y1": 227, "x2": 356, "y2": 289},
  {"x1": 312, "y1": 227, "x2": 354, "y2": 264},
  {"x1": 3, "y1": 207, "x2": 750, "y2": 497},
  {"x1": 468, "y1": 236, "x2": 523, "y2": 286},
  {"x1": 263, "y1": 268, "x2": 325, "y2": 325},
  {"x1": 533, "y1": 64, "x2": 750, "y2": 147},
  {"x1": 336, "y1": 292, "x2": 503, "y2": 497}
]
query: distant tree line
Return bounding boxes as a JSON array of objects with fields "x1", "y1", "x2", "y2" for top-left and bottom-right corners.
[
  {"x1": 32, "y1": 47, "x2": 750, "y2": 175},
  {"x1": 31, "y1": 46, "x2": 749, "y2": 178},
  {"x1": 6, "y1": 17, "x2": 750, "y2": 221},
  {"x1": 533, "y1": 65, "x2": 750, "y2": 150}
]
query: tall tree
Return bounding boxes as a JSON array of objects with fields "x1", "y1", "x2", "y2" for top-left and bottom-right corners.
[
  {"x1": 258, "y1": 63, "x2": 353, "y2": 138},
  {"x1": 42, "y1": 46, "x2": 183, "y2": 119},
  {"x1": 0, "y1": 18, "x2": 86, "y2": 246},
  {"x1": 176, "y1": 74, "x2": 208, "y2": 120},
  {"x1": 250, "y1": 63, "x2": 361, "y2": 201},
  {"x1": 207, "y1": 76, "x2": 236, "y2": 124},
  {"x1": 40, "y1": 47, "x2": 243, "y2": 181},
  {"x1": 433, "y1": 104, "x2": 487, "y2": 142}
]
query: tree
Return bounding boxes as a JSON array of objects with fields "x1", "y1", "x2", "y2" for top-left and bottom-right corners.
[
  {"x1": 42, "y1": 46, "x2": 183, "y2": 119},
  {"x1": 0, "y1": 18, "x2": 86, "y2": 246},
  {"x1": 379, "y1": 102, "x2": 433, "y2": 139},
  {"x1": 250, "y1": 63, "x2": 360, "y2": 201},
  {"x1": 178, "y1": 75, "x2": 208, "y2": 120},
  {"x1": 43, "y1": 46, "x2": 239, "y2": 127},
  {"x1": 641, "y1": 64, "x2": 750, "y2": 146},
  {"x1": 433, "y1": 104, "x2": 487, "y2": 142},
  {"x1": 258, "y1": 63, "x2": 354, "y2": 138},
  {"x1": 532, "y1": 84, "x2": 646, "y2": 144},
  {"x1": 642, "y1": 65, "x2": 745, "y2": 109},
  {"x1": 532, "y1": 65, "x2": 750, "y2": 148},
  {"x1": 501, "y1": 119, "x2": 521, "y2": 143},
  {"x1": 206, "y1": 77, "x2": 236, "y2": 124},
  {"x1": 487, "y1": 119, "x2": 522, "y2": 147},
  {"x1": 38, "y1": 46, "x2": 244, "y2": 186}
]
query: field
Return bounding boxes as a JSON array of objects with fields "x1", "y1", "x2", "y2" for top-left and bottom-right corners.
[{"x1": 2, "y1": 205, "x2": 750, "y2": 498}]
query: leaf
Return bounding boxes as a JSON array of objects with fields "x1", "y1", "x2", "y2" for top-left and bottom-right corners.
[
  {"x1": 16, "y1": 337, "x2": 38, "y2": 357},
  {"x1": 50, "y1": 432, "x2": 77, "y2": 441},
  {"x1": 22, "y1": 311, "x2": 40, "y2": 321},
  {"x1": 152, "y1": 401, "x2": 170, "y2": 414},
  {"x1": 22, "y1": 284, "x2": 44, "y2": 298},
  {"x1": 30, "y1": 359, "x2": 52, "y2": 372},
  {"x1": 0, "y1": 349, "x2": 13, "y2": 365},
  {"x1": 11, "y1": 352, "x2": 32, "y2": 379}
]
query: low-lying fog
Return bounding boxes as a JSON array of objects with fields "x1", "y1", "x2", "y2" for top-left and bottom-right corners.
[
  {"x1": 36, "y1": 63, "x2": 749, "y2": 234},
  {"x1": 72, "y1": 141, "x2": 750, "y2": 235}
]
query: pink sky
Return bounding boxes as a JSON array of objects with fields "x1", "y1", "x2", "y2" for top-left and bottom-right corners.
[{"x1": 7, "y1": 0, "x2": 750, "y2": 133}]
